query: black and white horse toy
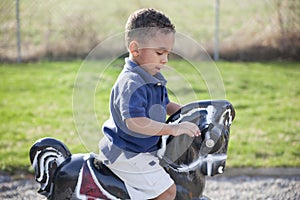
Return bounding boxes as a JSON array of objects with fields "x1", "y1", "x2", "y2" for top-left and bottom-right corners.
[{"x1": 30, "y1": 100, "x2": 235, "y2": 200}]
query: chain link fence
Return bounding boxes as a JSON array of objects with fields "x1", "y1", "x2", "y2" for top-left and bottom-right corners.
[{"x1": 0, "y1": 0, "x2": 299, "y2": 62}]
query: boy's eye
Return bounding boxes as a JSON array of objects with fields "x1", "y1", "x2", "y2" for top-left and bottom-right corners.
[{"x1": 156, "y1": 51, "x2": 164, "y2": 55}]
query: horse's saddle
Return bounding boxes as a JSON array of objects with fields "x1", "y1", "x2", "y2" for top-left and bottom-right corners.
[{"x1": 55, "y1": 154, "x2": 130, "y2": 200}]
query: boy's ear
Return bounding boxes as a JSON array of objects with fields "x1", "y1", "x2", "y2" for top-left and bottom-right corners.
[{"x1": 129, "y1": 41, "x2": 139, "y2": 57}]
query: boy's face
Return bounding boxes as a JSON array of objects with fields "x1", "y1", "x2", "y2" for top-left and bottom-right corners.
[{"x1": 131, "y1": 31, "x2": 175, "y2": 76}]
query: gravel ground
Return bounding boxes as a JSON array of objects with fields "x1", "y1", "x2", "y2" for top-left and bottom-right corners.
[
  {"x1": 0, "y1": 173, "x2": 299, "y2": 200},
  {"x1": 204, "y1": 175, "x2": 300, "y2": 200}
]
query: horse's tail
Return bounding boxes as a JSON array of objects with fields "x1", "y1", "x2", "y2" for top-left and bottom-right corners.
[{"x1": 29, "y1": 137, "x2": 71, "y2": 198}]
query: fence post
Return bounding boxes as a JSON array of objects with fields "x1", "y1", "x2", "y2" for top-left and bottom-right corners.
[
  {"x1": 16, "y1": 0, "x2": 22, "y2": 63},
  {"x1": 214, "y1": 0, "x2": 220, "y2": 61}
]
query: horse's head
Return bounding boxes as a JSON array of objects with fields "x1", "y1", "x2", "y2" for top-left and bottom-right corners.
[
  {"x1": 29, "y1": 137, "x2": 72, "y2": 198},
  {"x1": 158, "y1": 100, "x2": 235, "y2": 176}
]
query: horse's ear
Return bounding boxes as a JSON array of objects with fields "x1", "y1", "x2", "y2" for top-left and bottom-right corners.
[
  {"x1": 166, "y1": 101, "x2": 214, "y2": 124},
  {"x1": 166, "y1": 108, "x2": 182, "y2": 124}
]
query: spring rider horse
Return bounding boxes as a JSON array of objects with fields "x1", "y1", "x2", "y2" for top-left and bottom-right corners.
[{"x1": 30, "y1": 100, "x2": 235, "y2": 199}]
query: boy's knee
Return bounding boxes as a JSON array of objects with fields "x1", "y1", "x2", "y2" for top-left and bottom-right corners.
[
  {"x1": 155, "y1": 184, "x2": 176, "y2": 200},
  {"x1": 168, "y1": 184, "x2": 177, "y2": 198}
]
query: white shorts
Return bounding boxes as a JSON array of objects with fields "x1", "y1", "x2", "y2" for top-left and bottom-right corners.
[{"x1": 98, "y1": 137, "x2": 174, "y2": 200}]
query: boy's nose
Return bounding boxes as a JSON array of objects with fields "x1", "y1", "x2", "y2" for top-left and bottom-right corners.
[{"x1": 161, "y1": 56, "x2": 168, "y2": 64}]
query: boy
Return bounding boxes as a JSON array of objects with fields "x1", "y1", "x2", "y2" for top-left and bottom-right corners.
[{"x1": 99, "y1": 8, "x2": 200, "y2": 200}]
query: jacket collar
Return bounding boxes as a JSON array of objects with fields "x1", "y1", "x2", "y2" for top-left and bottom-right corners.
[{"x1": 124, "y1": 57, "x2": 167, "y2": 86}]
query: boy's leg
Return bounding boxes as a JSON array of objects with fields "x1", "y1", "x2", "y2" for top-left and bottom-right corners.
[
  {"x1": 99, "y1": 138, "x2": 175, "y2": 199},
  {"x1": 152, "y1": 183, "x2": 176, "y2": 200}
]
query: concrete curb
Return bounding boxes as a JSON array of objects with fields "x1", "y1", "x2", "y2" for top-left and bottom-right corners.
[{"x1": 223, "y1": 167, "x2": 300, "y2": 177}]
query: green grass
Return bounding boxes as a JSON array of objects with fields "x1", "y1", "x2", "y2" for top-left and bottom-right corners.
[
  {"x1": 0, "y1": 62, "x2": 84, "y2": 172},
  {"x1": 219, "y1": 62, "x2": 300, "y2": 167},
  {"x1": 0, "y1": 60, "x2": 300, "y2": 173}
]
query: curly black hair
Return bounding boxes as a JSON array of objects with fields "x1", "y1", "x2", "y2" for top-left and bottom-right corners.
[{"x1": 125, "y1": 8, "x2": 175, "y2": 46}]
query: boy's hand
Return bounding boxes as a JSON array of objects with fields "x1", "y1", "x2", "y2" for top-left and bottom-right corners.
[{"x1": 171, "y1": 122, "x2": 201, "y2": 137}]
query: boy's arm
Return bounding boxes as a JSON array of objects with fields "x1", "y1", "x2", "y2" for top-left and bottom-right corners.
[
  {"x1": 125, "y1": 117, "x2": 200, "y2": 137},
  {"x1": 166, "y1": 102, "x2": 181, "y2": 116}
]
